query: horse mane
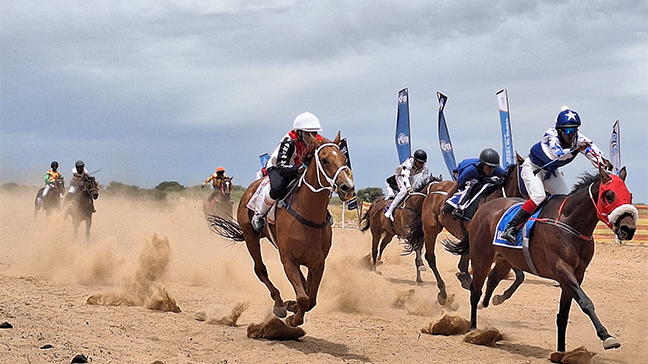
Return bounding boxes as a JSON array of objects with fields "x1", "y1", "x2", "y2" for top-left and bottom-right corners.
[
  {"x1": 571, "y1": 171, "x2": 599, "y2": 194},
  {"x1": 299, "y1": 136, "x2": 332, "y2": 165}
]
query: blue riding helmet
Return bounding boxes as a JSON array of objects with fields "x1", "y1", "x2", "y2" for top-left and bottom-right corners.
[{"x1": 555, "y1": 107, "x2": 581, "y2": 129}]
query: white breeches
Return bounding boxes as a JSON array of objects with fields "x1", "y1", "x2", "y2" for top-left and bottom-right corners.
[{"x1": 520, "y1": 157, "x2": 570, "y2": 205}]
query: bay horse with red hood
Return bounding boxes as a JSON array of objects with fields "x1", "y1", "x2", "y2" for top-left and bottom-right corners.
[
  {"x1": 208, "y1": 132, "x2": 355, "y2": 327},
  {"x1": 445, "y1": 166, "x2": 637, "y2": 352}
]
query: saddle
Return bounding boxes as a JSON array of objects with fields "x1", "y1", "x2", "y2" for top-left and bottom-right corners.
[{"x1": 444, "y1": 181, "x2": 492, "y2": 221}]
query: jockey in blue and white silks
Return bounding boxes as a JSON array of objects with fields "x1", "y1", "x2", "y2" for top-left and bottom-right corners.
[
  {"x1": 502, "y1": 106, "x2": 613, "y2": 242},
  {"x1": 384, "y1": 149, "x2": 430, "y2": 220}
]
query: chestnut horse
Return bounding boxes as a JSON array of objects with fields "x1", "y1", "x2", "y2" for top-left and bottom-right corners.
[
  {"x1": 65, "y1": 175, "x2": 99, "y2": 240},
  {"x1": 359, "y1": 179, "x2": 443, "y2": 284},
  {"x1": 446, "y1": 166, "x2": 637, "y2": 352},
  {"x1": 203, "y1": 177, "x2": 234, "y2": 216},
  {"x1": 406, "y1": 155, "x2": 526, "y2": 304},
  {"x1": 208, "y1": 132, "x2": 355, "y2": 327}
]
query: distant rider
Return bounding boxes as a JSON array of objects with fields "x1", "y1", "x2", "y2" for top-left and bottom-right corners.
[
  {"x1": 501, "y1": 106, "x2": 612, "y2": 242},
  {"x1": 202, "y1": 167, "x2": 229, "y2": 190},
  {"x1": 38, "y1": 161, "x2": 63, "y2": 204},
  {"x1": 67, "y1": 160, "x2": 95, "y2": 213},
  {"x1": 250, "y1": 112, "x2": 324, "y2": 232},
  {"x1": 384, "y1": 149, "x2": 430, "y2": 221}
]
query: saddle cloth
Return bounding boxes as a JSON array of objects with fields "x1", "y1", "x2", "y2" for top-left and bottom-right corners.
[
  {"x1": 246, "y1": 177, "x2": 278, "y2": 225},
  {"x1": 493, "y1": 203, "x2": 541, "y2": 248}
]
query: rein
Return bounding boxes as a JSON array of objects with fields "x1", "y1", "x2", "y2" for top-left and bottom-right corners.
[
  {"x1": 529, "y1": 183, "x2": 598, "y2": 241},
  {"x1": 299, "y1": 143, "x2": 350, "y2": 197}
]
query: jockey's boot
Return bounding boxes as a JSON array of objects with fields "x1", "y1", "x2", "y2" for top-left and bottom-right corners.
[
  {"x1": 251, "y1": 191, "x2": 275, "y2": 232},
  {"x1": 501, "y1": 208, "x2": 532, "y2": 243}
]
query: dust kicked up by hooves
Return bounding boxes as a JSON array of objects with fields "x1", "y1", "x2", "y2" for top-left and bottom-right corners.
[
  {"x1": 246, "y1": 317, "x2": 306, "y2": 341},
  {"x1": 87, "y1": 234, "x2": 181, "y2": 313},
  {"x1": 195, "y1": 302, "x2": 250, "y2": 326}
]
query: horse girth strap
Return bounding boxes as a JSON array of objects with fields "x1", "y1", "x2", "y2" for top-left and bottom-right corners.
[
  {"x1": 284, "y1": 203, "x2": 329, "y2": 229},
  {"x1": 529, "y1": 217, "x2": 592, "y2": 241}
]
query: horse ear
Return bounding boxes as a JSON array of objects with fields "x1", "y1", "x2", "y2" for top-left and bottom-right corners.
[
  {"x1": 599, "y1": 164, "x2": 612, "y2": 184},
  {"x1": 618, "y1": 166, "x2": 627, "y2": 181},
  {"x1": 516, "y1": 152, "x2": 524, "y2": 164},
  {"x1": 333, "y1": 131, "x2": 341, "y2": 145}
]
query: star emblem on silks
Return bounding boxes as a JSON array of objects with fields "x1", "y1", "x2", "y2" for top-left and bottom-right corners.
[{"x1": 565, "y1": 110, "x2": 577, "y2": 120}]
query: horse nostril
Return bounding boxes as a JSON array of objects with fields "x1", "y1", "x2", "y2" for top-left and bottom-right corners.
[{"x1": 339, "y1": 184, "x2": 349, "y2": 193}]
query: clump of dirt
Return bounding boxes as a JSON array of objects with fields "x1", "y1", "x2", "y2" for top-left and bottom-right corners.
[
  {"x1": 421, "y1": 313, "x2": 471, "y2": 335},
  {"x1": 550, "y1": 346, "x2": 596, "y2": 364},
  {"x1": 463, "y1": 328, "x2": 503, "y2": 346},
  {"x1": 247, "y1": 317, "x2": 306, "y2": 340},
  {"x1": 195, "y1": 302, "x2": 249, "y2": 326}
]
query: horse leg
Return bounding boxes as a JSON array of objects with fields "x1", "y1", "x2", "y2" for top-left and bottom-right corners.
[
  {"x1": 481, "y1": 260, "x2": 512, "y2": 308},
  {"x1": 422, "y1": 227, "x2": 447, "y2": 305},
  {"x1": 377, "y1": 232, "x2": 394, "y2": 264},
  {"x1": 245, "y1": 238, "x2": 286, "y2": 318},
  {"x1": 556, "y1": 288, "x2": 573, "y2": 352},
  {"x1": 414, "y1": 248, "x2": 425, "y2": 285},
  {"x1": 369, "y1": 226, "x2": 384, "y2": 270},
  {"x1": 455, "y1": 254, "x2": 472, "y2": 290},
  {"x1": 281, "y1": 257, "x2": 309, "y2": 327},
  {"x1": 492, "y1": 268, "x2": 525, "y2": 306},
  {"x1": 85, "y1": 215, "x2": 92, "y2": 241},
  {"x1": 556, "y1": 260, "x2": 620, "y2": 350},
  {"x1": 305, "y1": 262, "x2": 326, "y2": 312}
]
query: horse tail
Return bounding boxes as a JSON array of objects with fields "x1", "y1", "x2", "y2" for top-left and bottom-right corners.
[
  {"x1": 443, "y1": 232, "x2": 470, "y2": 256},
  {"x1": 405, "y1": 210, "x2": 424, "y2": 252},
  {"x1": 207, "y1": 215, "x2": 245, "y2": 242},
  {"x1": 359, "y1": 210, "x2": 370, "y2": 232}
]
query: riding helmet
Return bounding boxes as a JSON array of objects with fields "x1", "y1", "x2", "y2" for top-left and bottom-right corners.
[
  {"x1": 413, "y1": 149, "x2": 427, "y2": 163},
  {"x1": 479, "y1": 148, "x2": 500, "y2": 167},
  {"x1": 75, "y1": 160, "x2": 85, "y2": 168},
  {"x1": 51, "y1": 161, "x2": 59, "y2": 168},
  {"x1": 216, "y1": 166, "x2": 225, "y2": 173},
  {"x1": 555, "y1": 106, "x2": 581, "y2": 129},
  {"x1": 293, "y1": 112, "x2": 323, "y2": 132}
]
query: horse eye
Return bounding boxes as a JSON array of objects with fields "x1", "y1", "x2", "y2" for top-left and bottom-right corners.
[
  {"x1": 322, "y1": 159, "x2": 329, "y2": 165},
  {"x1": 604, "y1": 191, "x2": 616, "y2": 204}
]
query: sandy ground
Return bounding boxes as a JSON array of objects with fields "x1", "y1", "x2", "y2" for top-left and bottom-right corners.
[{"x1": 1, "y1": 190, "x2": 647, "y2": 364}]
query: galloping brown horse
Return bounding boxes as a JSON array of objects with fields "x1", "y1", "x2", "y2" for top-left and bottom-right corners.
[
  {"x1": 359, "y1": 179, "x2": 443, "y2": 284},
  {"x1": 406, "y1": 155, "x2": 526, "y2": 304},
  {"x1": 65, "y1": 175, "x2": 99, "y2": 240},
  {"x1": 446, "y1": 166, "x2": 637, "y2": 352},
  {"x1": 34, "y1": 177, "x2": 65, "y2": 219},
  {"x1": 208, "y1": 132, "x2": 355, "y2": 327},
  {"x1": 203, "y1": 176, "x2": 234, "y2": 217}
]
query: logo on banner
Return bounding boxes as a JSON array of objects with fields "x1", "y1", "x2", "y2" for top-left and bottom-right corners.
[
  {"x1": 440, "y1": 140, "x2": 452, "y2": 152},
  {"x1": 610, "y1": 132, "x2": 619, "y2": 154},
  {"x1": 397, "y1": 133, "x2": 409, "y2": 145},
  {"x1": 398, "y1": 94, "x2": 408, "y2": 104}
]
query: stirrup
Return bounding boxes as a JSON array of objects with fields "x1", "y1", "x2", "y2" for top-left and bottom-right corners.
[{"x1": 502, "y1": 227, "x2": 518, "y2": 243}]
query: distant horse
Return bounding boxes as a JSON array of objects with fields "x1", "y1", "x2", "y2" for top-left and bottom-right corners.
[
  {"x1": 208, "y1": 132, "x2": 355, "y2": 327},
  {"x1": 446, "y1": 166, "x2": 637, "y2": 352},
  {"x1": 359, "y1": 178, "x2": 442, "y2": 284},
  {"x1": 203, "y1": 177, "x2": 234, "y2": 216},
  {"x1": 406, "y1": 154, "x2": 526, "y2": 304},
  {"x1": 34, "y1": 177, "x2": 65, "y2": 219},
  {"x1": 65, "y1": 175, "x2": 99, "y2": 240}
]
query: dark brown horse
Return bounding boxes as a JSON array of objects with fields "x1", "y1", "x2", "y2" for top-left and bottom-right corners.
[
  {"x1": 65, "y1": 175, "x2": 99, "y2": 240},
  {"x1": 203, "y1": 176, "x2": 234, "y2": 216},
  {"x1": 406, "y1": 155, "x2": 526, "y2": 304},
  {"x1": 34, "y1": 177, "x2": 65, "y2": 219},
  {"x1": 208, "y1": 132, "x2": 355, "y2": 327},
  {"x1": 359, "y1": 179, "x2": 443, "y2": 284},
  {"x1": 446, "y1": 166, "x2": 637, "y2": 352}
]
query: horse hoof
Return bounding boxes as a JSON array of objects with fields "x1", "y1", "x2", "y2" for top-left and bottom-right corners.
[
  {"x1": 273, "y1": 306, "x2": 287, "y2": 318},
  {"x1": 492, "y1": 295, "x2": 505, "y2": 306},
  {"x1": 603, "y1": 337, "x2": 621, "y2": 350},
  {"x1": 418, "y1": 265, "x2": 427, "y2": 272},
  {"x1": 437, "y1": 293, "x2": 447, "y2": 306},
  {"x1": 416, "y1": 281, "x2": 425, "y2": 286}
]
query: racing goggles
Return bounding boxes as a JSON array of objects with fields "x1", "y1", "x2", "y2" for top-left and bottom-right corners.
[{"x1": 561, "y1": 127, "x2": 578, "y2": 135}]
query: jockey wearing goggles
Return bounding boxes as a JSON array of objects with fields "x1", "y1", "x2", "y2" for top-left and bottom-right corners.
[{"x1": 502, "y1": 106, "x2": 613, "y2": 243}]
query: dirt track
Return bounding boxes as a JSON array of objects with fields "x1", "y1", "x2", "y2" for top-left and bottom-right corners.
[{"x1": 1, "y1": 191, "x2": 647, "y2": 363}]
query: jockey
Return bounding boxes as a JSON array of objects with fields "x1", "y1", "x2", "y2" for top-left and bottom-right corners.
[
  {"x1": 444, "y1": 148, "x2": 506, "y2": 217},
  {"x1": 38, "y1": 161, "x2": 63, "y2": 203},
  {"x1": 384, "y1": 149, "x2": 431, "y2": 221},
  {"x1": 502, "y1": 106, "x2": 613, "y2": 242},
  {"x1": 202, "y1": 167, "x2": 228, "y2": 190},
  {"x1": 67, "y1": 160, "x2": 95, "y2": 212},
  {"x1": 250, "y1": 112, "x2": 324, "y2": 232}
]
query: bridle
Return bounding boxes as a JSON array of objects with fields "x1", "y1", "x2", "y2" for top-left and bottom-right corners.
[{"x1": 299, "y1": 142, "x2": 350, "y2": 197}]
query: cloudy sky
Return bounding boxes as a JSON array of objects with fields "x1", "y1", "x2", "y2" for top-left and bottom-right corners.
[{"x1": 1, "y1": 0, "x2": 647, "y2": 202}]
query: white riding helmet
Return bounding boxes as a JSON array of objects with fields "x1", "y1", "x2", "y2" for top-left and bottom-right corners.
[{"x1": 293, "y1": 112, "x2": 322, "y2": 132}]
